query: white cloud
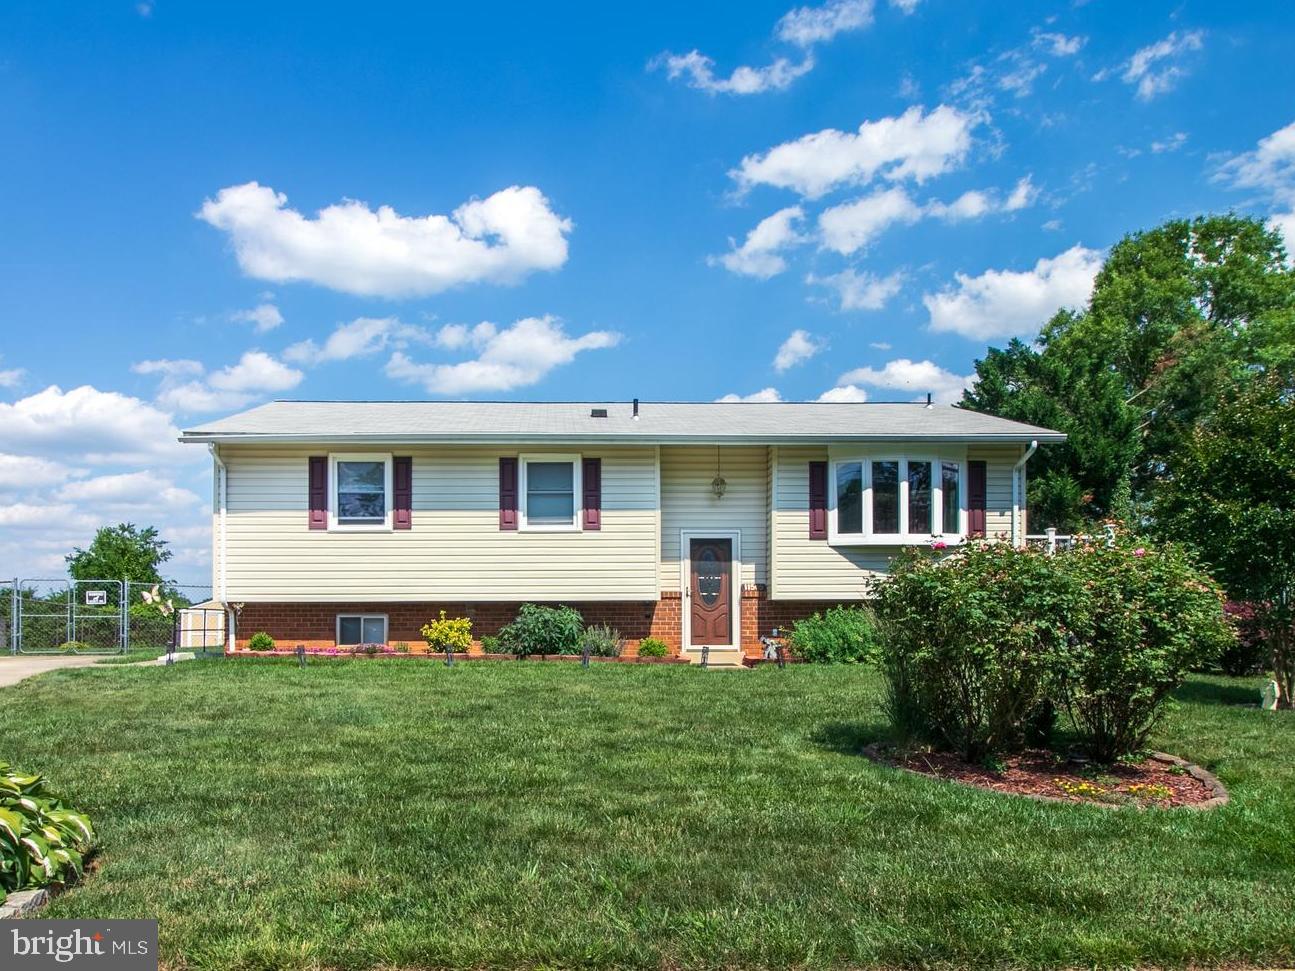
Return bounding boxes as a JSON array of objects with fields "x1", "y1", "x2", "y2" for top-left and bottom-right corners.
[
  {"x1": 433, "y1": 321, "x2": 498, "y2": 350},
  {"x1": 1271, "y1": 211, "x2": 1295, "y2": 254},
  {"x1": 1216, "y1": 119, "x2": 1295, "y2": 206},
  {"x1": 1117, "y1": 30, "x2": 1205, "y2": 101},
  {"x1": 385, "y1": 316, "x2": 620, "y2": 395},
  {"x1": 731, "y1": 105, "x2": 979, "y2": 199},
  {"x1": 773, "y1": 329, "x2": 825, "y2": 371},
  {"x1": 0, "y1": 355, "x2": 24, "y2": 388},
  {"x1": 230, "y1": 302, "x2": 284, "y2": 333},
  {"x1": 132, "y1": 358, "x2": 204, "y2": 378},
  {"x1": 198, "y1": 182, "x2": 572, "y2": 298},
  {"x1": 870, "y1": 341, "x2": 892, "y2": 350},
  {"x1": 153, "y1": 351, "x2": 303, "y2": 414},
  {"x1": 807, "y1": 268, "x2": 904, "y2": 311},
  {"x1": 651, "y1": 51, "x2": 815, "y2": 95},
  {"x1": 0, "y1": 453, "x2": 76, "y2": 491},
  {"x1": 926, "y1": 189, "x2": 993, "y2": 222},
  {"x1": 58, "y1": 471, "x2": 200, "y2": 510},
  {"x1": 285, "y1": 317, "x2": 434, "y2": 366},
  {"x1": 1150, "y1": 132, "x2": 1188, "y2": 154},
  {"x1": 889, "y1": 0, "x2": 919, "y2": 12},
  {"x1": 0, "y1": 385, "x2": 185, "y2": 465},
  {"x1": 837, "y1": 358, "x2": 972, "y2": 403},
  {"x1": 817, "y1": 384, "x2": 868, "y2": 402},
  {"x1": 776, "y1": 0, "x2": 874, "y2": 46},
  {"x1": 1034, "y1": 31, "x2": 1085, "y2": 57},
  {"x1": 716, "y1": 387, "x2": 783, "y2": 403},
  {"x1": 819, "y1": 187, "x2": 922, "y2": 254},
  {"x1": 1003, "y1": 175, "x2": 1038, "y2": 210},
  {"x1": 712, "y1": 206, "x2": 807, "y2": 277},
  {"x1": 652, "y1": 0, "x2": 877, "y2": 97},
  {"x1": 923, "y1": 244, "x2": 1103, "y2": 340}
]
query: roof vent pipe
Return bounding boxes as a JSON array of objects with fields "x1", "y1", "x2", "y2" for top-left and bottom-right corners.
[
  {"x1": 632, "y1": 398, "x2": 640, "y2": 420},
  {"x1": 925, "y1": 392, "x2": 933, "y2": 408}
]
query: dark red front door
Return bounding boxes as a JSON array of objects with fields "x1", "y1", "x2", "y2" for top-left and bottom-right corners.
[{"x1": 689, "y1": 538, "x2": 732, "y2": 646}]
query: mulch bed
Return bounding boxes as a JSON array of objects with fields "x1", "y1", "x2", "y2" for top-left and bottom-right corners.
[{"x1": 863, "y1": 745, "x2": 1229, "y2": 810}]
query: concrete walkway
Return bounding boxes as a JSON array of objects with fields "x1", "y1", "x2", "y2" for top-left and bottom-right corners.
[{"x1": 0, "y1": 654, "x2": 104, "y2": 687}]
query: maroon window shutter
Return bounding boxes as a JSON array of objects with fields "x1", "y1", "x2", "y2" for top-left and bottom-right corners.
[
  {"x1": 393, "y1": 457, "x2": 412, "y2": 530},
  {"x1": 968, "y1": 460, "x2": 987, "y2": 536},
  {"x1": 308, "y1": 456, "x2": 328, "y2": 530},
  {"x1": 499, "y1": 457, "x2": 518, "y2": 531},
  {"x1": 582, "y1": 458, "x2": 602, "y2": 531},
  {"x1": 808, "y1": 461, "x2": 828, "y2": 540}
]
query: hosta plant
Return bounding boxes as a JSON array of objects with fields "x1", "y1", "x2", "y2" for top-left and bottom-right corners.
[{"x1": 0, "y1": 763, "x2": 94, "y2": 892}]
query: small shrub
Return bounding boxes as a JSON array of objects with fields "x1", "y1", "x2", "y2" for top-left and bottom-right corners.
[
  {"x1": 1049, "y1": 538, "x2": 1232, "y2": 762},
  {"x1": 421, "y1": 611, "x2": 472, "y2": 654},
  {"x1": 637, "y1": 638, "x2": 669, "y2": 658},
  {"x1": 480, "y1": 635, "x2": 508, "y2": 655},
  {"x1": 579, "y1": 624, "x2": 624, "y2": 657},
  {"x1": 0, "y1": 762, "x2": 94, "y2": 892},
  {"x1": 247, "y1": 631, "x2": 275, "y2": 652},
  {"x1": 393, "y1": 641, "x2": 410, "y2": 654},
  {"x1": 787, "y1": 606, "x2": 881, "y2": 664},
  {"x1": 352, "y1": 642, "x2": 384, "y2": 656},
  {"x1": 871, "y1": 543, "x2": 1076, "y2": 762},
  {"x1": 56, "y1": 641, "x2": 92, "y2": 653},
  {"x1": 497, "y1": 604, "x2": 583, "y2": 657}
]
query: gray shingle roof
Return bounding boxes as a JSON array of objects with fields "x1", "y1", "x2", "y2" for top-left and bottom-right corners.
[{"x1": 180, "y1": 400, "x2": 1064, "y2": 445}]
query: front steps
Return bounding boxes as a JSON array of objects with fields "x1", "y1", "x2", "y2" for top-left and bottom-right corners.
[{"x1": 681, "y1": 647, "x2": 747, "y2": 669}]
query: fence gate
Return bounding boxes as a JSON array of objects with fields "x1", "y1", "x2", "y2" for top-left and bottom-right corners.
[{"x1": 7, "y1": 578, "x2": 125, "y2": 654}]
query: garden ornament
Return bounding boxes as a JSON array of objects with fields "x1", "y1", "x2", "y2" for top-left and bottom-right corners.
[{"x1": 1261, "y1": 680, "x2": 1281, "y2": 711}]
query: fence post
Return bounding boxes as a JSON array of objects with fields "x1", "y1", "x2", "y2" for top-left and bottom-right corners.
[
  {"x1": 9, "y1": 580, "x2": 16, "y2": 655},
  {"x1": 1046, "y1": 527, "x2": 1057, "y2": 555}
]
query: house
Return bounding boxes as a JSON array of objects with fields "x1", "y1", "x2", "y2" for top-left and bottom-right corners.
[{"x1": 180, "y1": 400, "x2": 1064, "y2": 661}]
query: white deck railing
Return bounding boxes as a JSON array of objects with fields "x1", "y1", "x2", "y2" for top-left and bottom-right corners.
[{"x1": 1025, "y1": 524, "x2": 1117, "y2": 554}]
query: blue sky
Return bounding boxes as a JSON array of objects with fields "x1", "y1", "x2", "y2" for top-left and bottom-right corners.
[{"x1": 1, "y1": 0, "x2": 1294, "y2": 583}]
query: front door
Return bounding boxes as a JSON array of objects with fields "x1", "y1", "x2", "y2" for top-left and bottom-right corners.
[{"x1": 688, "y1": 538, "x2": 733, "y2": 646}]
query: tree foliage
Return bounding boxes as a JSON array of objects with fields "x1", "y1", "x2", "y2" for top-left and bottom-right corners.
[
  {"x1": 963, "y1": 213, "x2": 1295, "y2": 530},
  {"x1": 1154, "y1": 376, "x2": 1295, "y2": 707},
  {"x1": 65, "y1": 523, "x2": 172, "y2": 585}
]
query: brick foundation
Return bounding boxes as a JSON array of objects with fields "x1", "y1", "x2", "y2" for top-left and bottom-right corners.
[{"x1": 235, "y1": 589, "x2": 847, "y2": 659}]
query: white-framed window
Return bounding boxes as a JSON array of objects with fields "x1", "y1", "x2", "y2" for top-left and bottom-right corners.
[
  {"x1": 519, "y1": 453, "x2": 582, "y2": 531},
  {"x1": 829, "y1": 452, "x2": 966, "y2": 545},
  {"x1": 329, "y1": 453, "x2": 393, "y2": 531},
  {"x1": 336, "y1": 614, "x2": 388, "y2": 646}
]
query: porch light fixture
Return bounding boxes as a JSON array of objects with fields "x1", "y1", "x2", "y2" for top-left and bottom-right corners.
[{"x1": 711, "y1": 446, "x2": 727, "y2": 500}]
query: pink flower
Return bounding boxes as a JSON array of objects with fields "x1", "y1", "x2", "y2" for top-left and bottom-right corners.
[
  {"x1": 1133, "y1": 548, "x2": 1146, "y2": 557},
  {"x1": 932, "y1": 540, "x2": 948, "y2": 550}
]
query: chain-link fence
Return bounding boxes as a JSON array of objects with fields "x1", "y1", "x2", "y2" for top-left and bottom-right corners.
[{"x1": 5, "y1": 578, "x2": 224, "y2": 654}]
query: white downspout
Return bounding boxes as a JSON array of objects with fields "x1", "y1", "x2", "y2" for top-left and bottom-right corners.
[
  {"x1": 209, "y1": 444, "x2": 232, "y2": 652},
  {"x1": 1011, "y1": 440, "x2": 1038, "y2": 548}
]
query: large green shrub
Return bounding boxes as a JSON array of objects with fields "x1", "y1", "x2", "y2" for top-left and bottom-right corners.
[
  {"x1": 871, "y1": 544, "x2": 1079, "y2": 762},
  {"x1": 1049, "y1": 538, "x2": 1231, "y2": 761},
  {"x1": 787, "y1": 606, "x2": 881, "y2": 664},
  {"x1": 497, "y1": 604, "x2": 584, "y2": 657},
  {"x1": 1, "y1": 763, "x2": 94, "y2": 892}
]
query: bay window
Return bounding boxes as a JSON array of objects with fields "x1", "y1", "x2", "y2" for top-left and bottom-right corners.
[{"x1": 828, "y1": 452, "x2": 966, "y2": 544}]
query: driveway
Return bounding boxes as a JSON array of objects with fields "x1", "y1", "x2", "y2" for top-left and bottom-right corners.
[{"x1": 0, "y1": 654, "x2": 105, "y2": 687}]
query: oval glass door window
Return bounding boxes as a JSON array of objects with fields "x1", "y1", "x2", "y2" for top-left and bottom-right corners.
[{"x1": 696, "y1": 547, "x2": 723, "y2": 606}]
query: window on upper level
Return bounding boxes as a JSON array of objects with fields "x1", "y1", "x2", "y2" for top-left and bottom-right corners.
[
  {"x1": 829, "y1": 453, "x2": 965, "y2": 545},
  {"x1": 519, "y1": 454, "x2": 581, "y2": 531},
  {"x1": 329, "y1": 454, "x2": 392, "y2": 530}
]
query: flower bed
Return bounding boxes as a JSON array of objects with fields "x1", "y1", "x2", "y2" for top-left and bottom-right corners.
[
  {"x1": 862, "y1": 744, "x2": 1228, "y2": 810},
  {"x1": 231, "y1": 648, "x2": 688, "y2": 664}
]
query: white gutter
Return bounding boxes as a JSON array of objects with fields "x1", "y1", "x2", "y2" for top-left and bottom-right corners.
[
  {"x1": 209, "y1": 444, "x2": 232, "y2": 652},
  {"x1": 1011, "y1": 440, "x2": 1038, "y2": 547}
]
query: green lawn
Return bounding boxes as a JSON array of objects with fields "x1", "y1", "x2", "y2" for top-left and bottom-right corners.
[{"x1": 2, "y1": 660, "x2": 1292, "y2": 970}]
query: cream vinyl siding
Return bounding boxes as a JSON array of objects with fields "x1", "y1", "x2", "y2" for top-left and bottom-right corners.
[
  {"x1": 659, "y1": 446, "x2": 767, "y2": 590},
  {"x1": 769, "y1": 444, "x2": 1026, "y2": 600},
  {"x1": 221, "y1": 445, "x2": 658, "y2": 602},
  {"x1": 967, "y1": 444, "x2": 1025, "y2": 543}
]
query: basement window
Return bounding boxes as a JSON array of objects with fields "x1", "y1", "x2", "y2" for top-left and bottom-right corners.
[{"x1": 337, "y1": 614, "x2": 388, "y2": 646}]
